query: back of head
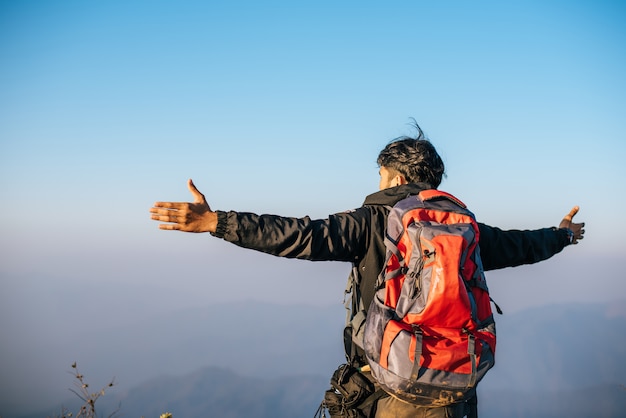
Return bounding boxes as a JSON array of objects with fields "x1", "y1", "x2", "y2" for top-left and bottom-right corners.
[{"x1": 377, "y1": 123, "x2": 445, "y2": 188}]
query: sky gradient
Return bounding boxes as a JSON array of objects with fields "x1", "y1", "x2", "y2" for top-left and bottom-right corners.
[{"x1": 1, "y1": 0, "x2": 625, "y2": 414}]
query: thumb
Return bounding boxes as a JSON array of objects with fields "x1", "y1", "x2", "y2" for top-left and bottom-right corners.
[
  {"x1": 559, "y1": 205, "x2": 580, "y2": 229},
  {"x1": 563, "y1": 206, "x2": 579, "y2": 222},
  {"x1": 187, "y1": 178, "x2": 206, "y2": 204}
]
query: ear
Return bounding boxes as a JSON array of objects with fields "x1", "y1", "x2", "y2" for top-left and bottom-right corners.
[{"x1": 391, "y1": 174, "x2": 408, "y2": 187}]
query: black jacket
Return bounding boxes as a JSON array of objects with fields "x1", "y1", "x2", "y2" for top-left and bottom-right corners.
[{"x1": 213, "y1": 183, "x2": 571, "y2": 311}]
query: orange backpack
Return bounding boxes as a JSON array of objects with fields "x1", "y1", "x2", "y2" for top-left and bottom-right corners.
[{"x1": 364, "y1": 190, "x2": 497, "y2": 406}]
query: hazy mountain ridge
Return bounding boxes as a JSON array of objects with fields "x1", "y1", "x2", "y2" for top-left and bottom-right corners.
[
  {"x1": 108, "y1": 367, "x2": 328, "y2": 418},
  {"x1": 21, "y1": 367, "x2": 328, "y2": 418},
  {"x1": 481, "y1": 300, "x2": 626, "y2": 393},
  {"x1": 13, "y1": 300, "x2": 626, "y2": 418},
  {"x1": 478, "y1": 383, "x2": 626, "y2": 418}
]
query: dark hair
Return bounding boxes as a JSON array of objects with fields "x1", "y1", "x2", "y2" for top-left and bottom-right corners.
[{"x1": 376, "y1": 122, "x2": 446, "y2": 188}]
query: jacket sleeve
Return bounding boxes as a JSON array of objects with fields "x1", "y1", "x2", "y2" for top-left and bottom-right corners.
[
  {"x1": 477, "y1": 223, "x2": 572, "y2": 271},
  {"x1": 211, "y1": 208, "x2": 371, "y2": 262}
]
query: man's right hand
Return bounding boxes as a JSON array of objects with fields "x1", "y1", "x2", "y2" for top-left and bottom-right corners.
[
  {"x1": 558, "y1": 206, "x2": 585, "y2": 245},
  {"x1": 149, "y1": 179, "x2": 218, "y2": 233}
]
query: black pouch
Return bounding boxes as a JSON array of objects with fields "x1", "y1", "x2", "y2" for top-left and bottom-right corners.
[
  {"x1": 323, "y1": 390, "x2": 362, "y2": 418},
  {"x1": 320, "y1": 364, "x2": 375, "y2": 418}
]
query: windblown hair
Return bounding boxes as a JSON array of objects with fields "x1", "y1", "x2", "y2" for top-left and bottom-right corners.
[{"x1": 377, "y1": 123, "x2": 446, "y2": 188}]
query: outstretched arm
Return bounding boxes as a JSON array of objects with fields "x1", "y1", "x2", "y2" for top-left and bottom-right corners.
[
  {"x1": 558, "y1": 206, "x2": 585, "y2": 245},
  {"x1": 149, "y1": 179, "x2": 218, "y2": 233},
  {"x1": 478, "y1": 205, "x2": 586, "y2": 271},
  {"x1": 149, "y1": 179, "x2": 369, "y2": 262}
]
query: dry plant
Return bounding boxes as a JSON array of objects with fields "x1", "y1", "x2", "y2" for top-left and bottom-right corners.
[
  {"x1": 42, "y1": 363, "x2": 172, "y2": 418},
  {"x1": 48, "y1": 362, "x2": 120, "y2": 418}
]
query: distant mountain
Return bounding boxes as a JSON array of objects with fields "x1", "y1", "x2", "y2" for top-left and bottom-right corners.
[
  {"x1": 20, "y1": 367, "x2": 328, "y2": 418},
  {"x1": 15, "y1": 300, "x2": 626, "y2": 418},
  {"x1": 480, "y1": 300, "x2": 626, "y2": 393},
  {"x1": 109, "y1": 367, "x2": 327, "y2": 418},
  {"x1": 479, "y1": 383, "x2": 626, "y2": 418}
]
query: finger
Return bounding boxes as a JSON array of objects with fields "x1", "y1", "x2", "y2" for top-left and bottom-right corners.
[
  {"x1": 563, "y1": 206, "x2": 579, "y2": 222},
  {"x1": 150, "y1": 207, "x2": 172, "y2": 215},
  {"x1": 158, "y1": 223, "x2": 181, "y2": 231},
  {"x1": 152, "y1": 202, "x2": 187, "y2": 209},
  {"x1": 187, "y1": 179, "x2": 206, "y2": 204},
  {"x1": 149, "y1": 207, "x2": 181, "y2": 217},
  {"x1": 150, "y1": 214, "x2": 179, "y2": 222}
]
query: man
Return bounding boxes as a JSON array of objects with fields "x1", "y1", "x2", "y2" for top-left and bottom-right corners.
[{"x1": 149, "y1": 126, "x2": 585, "y2": 417}]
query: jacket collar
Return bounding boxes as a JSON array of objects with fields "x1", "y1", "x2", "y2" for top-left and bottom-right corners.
[{"x1": 362, "y1": 183, "x2": 433, "y2": 206}]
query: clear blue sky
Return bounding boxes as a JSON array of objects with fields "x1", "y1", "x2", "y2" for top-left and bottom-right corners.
[{"x1": 1, "y1": 0, "x2": 625, "y2": 413}]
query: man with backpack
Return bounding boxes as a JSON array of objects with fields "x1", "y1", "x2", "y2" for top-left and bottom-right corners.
[{"x1": 149, "y1": 124, "x2": 585, "y2": 417}]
